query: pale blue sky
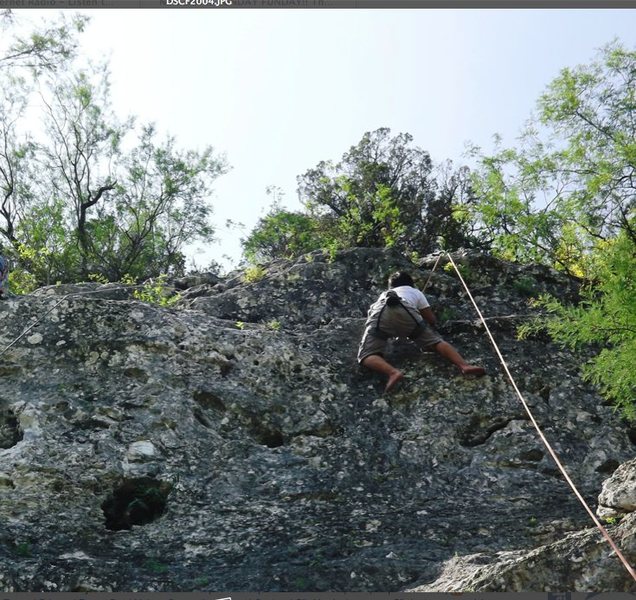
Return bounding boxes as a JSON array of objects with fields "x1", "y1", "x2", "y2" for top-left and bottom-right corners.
[{"x1": 20, "y1": 9, "x2": 636, "y2": 270}]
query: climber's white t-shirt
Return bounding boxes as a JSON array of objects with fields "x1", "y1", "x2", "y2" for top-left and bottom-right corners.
[{"x1": 392, "y1": 285, "x2": 430, "y2": 310}]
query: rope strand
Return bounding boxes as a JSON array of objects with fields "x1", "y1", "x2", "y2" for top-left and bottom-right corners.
[
  {"x1": 422, "y1": 252, "x2": 444, "y2": 292},
  {"x1": 445, "y1": 252, "x2": 636, "y2": 583},
  {"x1": 0, "y1": 283, "x2": 172, "y2": 360}
]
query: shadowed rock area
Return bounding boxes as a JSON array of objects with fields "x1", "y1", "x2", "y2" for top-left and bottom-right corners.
[{"x1": 0, "y1": 248, "x2": 634, "y2": 592}]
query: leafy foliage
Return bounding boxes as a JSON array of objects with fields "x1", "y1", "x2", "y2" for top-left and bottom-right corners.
[
  {"x1": 99, "y1": 124, "x2": 225, "y2": 281},
  {"x1": 242, "y1": 208, "x2": 321, "y2": 264},
  {"x1": 266, "y1": 319, "x2": 281, "y2": 332},
  {"x1": 470, "y1": 41, "x2": 636, "y2": 277},
  {"x1": 0, "y1": 17, "x2": 227, "y2": 288},
  {"x1": 486, "y1": 41, "x2": 636, "y2": 419},
  {"x1": 298, "y1": 128, "x2": 479, "y2": 255},
  {"x1": 133, "y1": 274, "x2": 180, "y2": 307},
  {"x1": 0, "y1": 12, "x2": 87, "y2": 73},
  {"x1": 519, "y1": 229, "x2": 636, "y2": 420},
  {"x1": 242, "y1": 264, "x2": 266, "y2": 283},
  {"x1": 242, "y1": 128, "x2": 480, "y2": 264}
]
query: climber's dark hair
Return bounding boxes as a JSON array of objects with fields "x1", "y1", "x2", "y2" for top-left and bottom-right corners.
[{"x1": 388, "y1": 271, "x2": 414, "y2": 289}]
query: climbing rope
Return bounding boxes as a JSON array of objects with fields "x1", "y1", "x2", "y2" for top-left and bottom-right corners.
[
  {"x1": 0, "y1": 283, "x2": 172, "y2": 361},
  {"x1": 422, "y1": 252, "x2": 444, "y2": 292},
  {"x1": 441, "y1": 251, "x2": 636, "y2": 583},
  {"x1": 0, "y1": 292, "x2": 78, "y2": 359}
]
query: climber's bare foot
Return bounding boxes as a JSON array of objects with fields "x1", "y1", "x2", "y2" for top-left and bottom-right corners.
[
  {"x1": 385, "y1": 370, "x2": 404, "y2": 392},
  {"x1": 460, "y1": 365, "x2": 486, "y2": 376}
]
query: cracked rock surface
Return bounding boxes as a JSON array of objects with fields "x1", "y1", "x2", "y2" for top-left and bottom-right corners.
[{"x1": 0, "y1": 248, "x2": 634, "y2": 592}]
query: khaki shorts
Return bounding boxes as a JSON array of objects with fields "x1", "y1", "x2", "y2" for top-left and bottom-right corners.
[{"x1": 357, "y1": 324, "x2": 443, "y2": 363}]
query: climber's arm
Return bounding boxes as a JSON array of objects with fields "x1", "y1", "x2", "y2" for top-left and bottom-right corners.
[{"x1": 419, "y1": 307, "x2": 438, "y2": 329}]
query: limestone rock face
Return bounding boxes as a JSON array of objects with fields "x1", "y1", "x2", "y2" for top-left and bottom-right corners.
[
  {"x1": 406, "y1": 512, "x2": 636, "y2": 592},
  {"x1": 0, "y1": 248, "x2": 634, "y2": 592},
  {"x1": 597, "y1": 458, "x2": 636, "y2": 518}
]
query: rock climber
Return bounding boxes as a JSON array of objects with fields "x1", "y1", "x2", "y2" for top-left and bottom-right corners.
[{"x1": 358, "y1": 271, "x2": 485, "y2": 392}]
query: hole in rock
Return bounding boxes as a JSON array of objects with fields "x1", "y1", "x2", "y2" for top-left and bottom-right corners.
[
  {"x1": 123, "y1": 367, "x2": 149, "y2": 383},
  {"x1": 519, "y1": 449, "x2": 544, "y2": 462},
  {"x1": 193, "y1": 390, "x2": 226, "y2": 412},
  {"x1": 596, "y1": 458, "x2": 620, "y2": 474},
  {"x1": 219, "y1": 361, "x2": 233, "y2": 377},
  {"x1": 102, "y1": 477, "x2": 172, "y2": 531},
  {"x1": 256, "y1": 428, "x2": 285, "y2": 448},
  {"x1": 0, "y1": 409, "x2": 23, "y2": 449}
]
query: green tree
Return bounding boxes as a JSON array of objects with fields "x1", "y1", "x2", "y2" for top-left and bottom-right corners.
[
  {"x1": 107, "y1": 124, "x2": 227, "y2": 280},
  {"x1": 39, "y1": 64, "x2": 125, "y2": 279},
  {"x1": 538, "y1": 42, "x2": 636, "y2": 242},
  {"x1": 522, "y1": 227, "x2": 636, "y2": 420},
  {"x1": 242, "y1": 206, "x2": 322, "y2": 264},
  {"x1": 0, "y1": 82, "x2": 34, "y2": 251},
  {"x1": 468, "y1": 141, "x2": 573, "y2": 270},
  {"x1": 34, "y1": 68, "x2": 228, "y2": 282},
  {"x1": 0, "y1": 17, "x2": 228, "y2": 287},
  {"x1": 298, "y1": 128, "x2": 478, "y2": 255},
  {"x1": 472, "y1": 41, "x2": 636, "y2": 417},
  {"x1": 243, "y1": 129, "x2": 479, "y2": 264},
  {"x1": 0, "y1": 12, "x2": 87, "y2": 288},
  {"x1": 0, "y1": 12, "x2": 87, "y2": 74},
  {"x1": 471, "y1": 41, "x2": 636, "y2": 276},
  {"x1": 432, "y1": 160, "x2": 483, "y2": 251},
  {"x1": 13, "y1": 198, "x2": 78, "y2": 288}
]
